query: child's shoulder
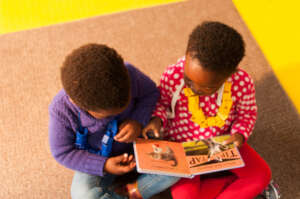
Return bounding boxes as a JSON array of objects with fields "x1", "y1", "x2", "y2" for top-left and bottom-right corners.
[
  {"x1": 49, "y1": 90, "x2": 67, "y2": 109},
  {"x1": 124, "y1": 62, "x2": 136, "y2": 76},
  {"x1": 229, "y1": 69, "x2": 255, "y2": 99},
  {"x1": 124, "y1": 62, "x2": 152, "y2": 81},
  {"x1": 159, "y1": 57, "x2": 185, "y2": 90},
  {"x1": 167, "y1": 56, "x2": 185, "y2": 70},
  {"x1": 162, "y1": 57, "x2": 185, "y2": 79},
  {"x1": 49, "y1": 90, "x2": 77, "y2": 122},
  {"x1": 230, "y1": 69, "x2": 254, "y2": 85}
]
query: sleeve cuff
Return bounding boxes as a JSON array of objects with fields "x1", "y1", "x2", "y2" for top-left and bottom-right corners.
[
  {"x1": 152, "y1": 111, "x2": 167, "y2": 128},
  {"x1": 230, "y1": 124, "x2": 250, "y2": 142},
  {"x1": 129, "y1": 110, "x2": 152, "y2": 127},
  {"x1": 83, "y1": 154, "x2": 108, "y2": 176}
]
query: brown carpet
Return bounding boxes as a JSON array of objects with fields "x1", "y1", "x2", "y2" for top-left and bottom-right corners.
[{"x1": 0, "y1": 0, "x2": 299, "y2": 198}]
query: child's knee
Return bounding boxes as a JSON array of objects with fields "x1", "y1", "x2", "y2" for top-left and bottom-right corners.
[
  {"x1": 253, "y1": 163, "x2": 272, "y2": 189},
  {"x1": 159, "y1": 175, "x2": 180, "y2": 186},
  {"x1": 171, "y1": 177, "x2": 201, "y2": 199},
  {"x1": 71, "y1": 185, "x2": 105, "y2": 199},
  {"x1": 137, "y1": 174, "x2": 180, "y2": 199},
  {"x1": 71, "y1": 174, "x2": 104, "y2": 199},
  {"x1": 71, "y1": 182, "x2": 88, "y2": 199},
  {"x1": 71, "y1": 184, "x2": 88, "y2": 199},
  {"x1": 171, "y1": 185, "x2": 201, "y2": 199}
]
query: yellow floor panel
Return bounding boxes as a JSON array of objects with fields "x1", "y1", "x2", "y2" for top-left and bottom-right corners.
[
  {"x1": 0, "y1": 0, "x2": 183, "y2": 34},
  {"x1": 233, "y1": 0, "x2": 300, "y2": 113}
]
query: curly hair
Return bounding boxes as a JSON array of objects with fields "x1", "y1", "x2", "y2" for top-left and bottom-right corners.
[
  {"x1": 61, "y1": 43, "x2": 130, "y2": 111},
  {"x1": 186, "y1": 21, "x2": 245, "y2": 75}
]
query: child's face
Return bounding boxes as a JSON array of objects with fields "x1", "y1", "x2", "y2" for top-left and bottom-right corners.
[
  {"x1": 87, "y1": 106, "x2": 127, "y2": 119},
  {"x1": 69, "y1": 97, "x2": 129, "y2": 119},
  {"x1": 184, "y1": 54, "x2": 229, "y2": 96},
  {"x1": 88, "y1": 96, "x2": 131, "y2": 119}
]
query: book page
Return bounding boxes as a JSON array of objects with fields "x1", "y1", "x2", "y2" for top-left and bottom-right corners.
[
  {"x1": 134, "y1": 138, "x2": 191, "y2": 176},
  {"x1": 182, "y1": 135, "x2": 245, "y2": 175}
]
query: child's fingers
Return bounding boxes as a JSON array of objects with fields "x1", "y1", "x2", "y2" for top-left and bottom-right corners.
[
  {"x1": 114, "y1": 125, "x2": 129, "y2": 140},
  {"x1": 223, "y1": 134, "x2": 244, "y2": 148},
  {"x1": 141, "y1": 128, "x2": 149, "y2": 139},
  {"x1": 128, "y1": 161, "x2": 136, "y2": 169},
  {"x1": 120, "y1": 162, "x2": 136, "y2": 173},
  {"x1": 121, "y1": 154, "x2": 135, "y2": 167},
  {"x1": 112, "y1": 154, "x2": 128, "y2": 165},
  {"x1": 222, "y1": 136, "x2": 234, "y2": 145},
  {"x1": 121, "y1": 153, "x2": 128, "y2": 164},
  {"x1": 128, "y1": 154, "x2": 134, "y2": 162},
  {"x1": 234, "y1": 140, "x2": 242, "y2": 148},
  {"x1": 118, "y1": 120, "x2": 129, "y2": 130},
  {"x1": 130, "y1": 161, "x2": 136, "y2": 168},
  {"x1": 147, "y1": 129, "x2": 160, "y2": 139},
  {"x1": 153, "y1": 129, "x2": 160, "y2": 138},
  {"x1": 116, "y1": 131, "x2": 133, "y2": 143}
]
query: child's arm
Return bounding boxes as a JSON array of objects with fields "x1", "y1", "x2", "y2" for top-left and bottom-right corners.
[
  {"x1": 152, "y1": 64, "x2": 182, "y2": 128},
  {"x1": 226, "y1": 74, "x2": 257, "y2": 146},
  {"x1": 125, "y1": 63, "x2": 160, "y2": 127},
  {"x1": 48, "y1": 111, "x2": 108, "y2": 176},
  {"x1": 143, "y1": 61, "x2": 184, "y2": 138},
  {"x1": 114, "y1": 63, "x2": 159, "y2": 142},
  {"x1": 49, "y1": 111, "x2": 136, "y2": 175},
  {"x1": 114, "y1": 119, "x2": 142, "y2": 142}
]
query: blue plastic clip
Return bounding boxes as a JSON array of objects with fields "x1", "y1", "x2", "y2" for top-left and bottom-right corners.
[
  {"x1": 75, "y1": 126, "x2": 88, "y2": 150},
  {"x1": 101, "y1": 119, "x2": 118, "y2": 157}
]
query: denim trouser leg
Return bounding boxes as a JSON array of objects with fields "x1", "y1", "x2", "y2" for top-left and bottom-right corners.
[
  {"x1": 71, "y1": 171, "x2": 126, "y2": 199},
  {"x1": 137, "y1": 174, "x2": 180, "y2": 199}
]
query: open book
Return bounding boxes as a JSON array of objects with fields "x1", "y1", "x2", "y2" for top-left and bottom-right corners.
[{"x1": 133, "y1": 135, "x2": 244, "y2": 178}]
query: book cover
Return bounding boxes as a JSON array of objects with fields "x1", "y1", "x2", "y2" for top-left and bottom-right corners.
[
  {"x1": 133, "y1": 138, "x2": 192, "y2": 177},
  {"x1": 133, "y1": 135, "x2": 244, "y2": 178}
]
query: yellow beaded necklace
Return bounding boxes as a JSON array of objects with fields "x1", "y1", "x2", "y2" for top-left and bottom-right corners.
[{"x1": 183, "y1": 81, "x2": 233, "y2": 128}]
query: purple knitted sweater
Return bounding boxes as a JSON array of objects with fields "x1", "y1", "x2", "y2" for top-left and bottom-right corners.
[{"x1": 48, "y1": 63, "x2": 159, "y2": 176}]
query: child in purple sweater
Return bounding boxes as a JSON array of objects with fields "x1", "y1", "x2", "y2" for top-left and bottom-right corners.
[{"x1": 49, "y1": 44, "x2": 179, "y2": 199}]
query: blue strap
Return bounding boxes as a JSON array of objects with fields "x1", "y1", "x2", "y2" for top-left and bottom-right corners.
[
  {"x1": 75, "y1": 127, "x2": 88, "y2": 150},
  {"x1": 75, "y1": 112, "x2": 88, "y2": 149},
  {"x1": 77, "y1": 112, "x2": 84, "y2": 132},
  {"x1": 100, "y1": 119, "x2": 118, "y2": 157},
  {"x1": 74, "y1": 111, "x2": 118, "y2": 157}
]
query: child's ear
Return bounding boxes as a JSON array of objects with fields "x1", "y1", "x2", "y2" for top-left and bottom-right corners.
[
  {"x1": 69, "y1": 97, "x2": 75, "y2": 104},
  {"x1": 232, "y1": 68, "x2": 239, "y2": 74}
]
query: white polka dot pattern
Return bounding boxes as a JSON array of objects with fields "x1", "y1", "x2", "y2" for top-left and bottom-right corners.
[{"x1": 153, "y1": 57, "x2": 257, "y2": 142}]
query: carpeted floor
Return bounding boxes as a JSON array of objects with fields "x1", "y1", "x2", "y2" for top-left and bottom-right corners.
[{"x1": 0, "y1": 0, "x2": 299, "y2": 198}]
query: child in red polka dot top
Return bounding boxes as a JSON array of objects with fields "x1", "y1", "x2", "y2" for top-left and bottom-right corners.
[{"x1": 143, "y1": 21, "x2": 273, "y2": 199}]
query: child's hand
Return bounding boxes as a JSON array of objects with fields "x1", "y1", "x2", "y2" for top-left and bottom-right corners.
[
  {"x1": 114, "y1": 120, "x2": 142, "y2": 143},
  {"x1": 104, "y1": 153, "x2": 136, "y2": 175},
  {"x1": 223, "y1": 133, "x2": 244, "y2": 148},
  {"x1": 142, "y1": 117, "x2": 162, "y2": 139}
]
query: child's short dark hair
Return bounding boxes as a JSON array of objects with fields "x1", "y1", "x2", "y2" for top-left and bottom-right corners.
[
  {"x1": 61, "y1": 43, "x2": 130, "y2": 111},
  {"x1": 187, "y1": 21, "x2": 245, "y2": 75}
]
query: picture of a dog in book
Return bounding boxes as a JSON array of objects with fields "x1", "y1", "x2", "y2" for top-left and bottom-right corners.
[{"x1": 148, "y1": 144, "x2": 178, "y2": 167}]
